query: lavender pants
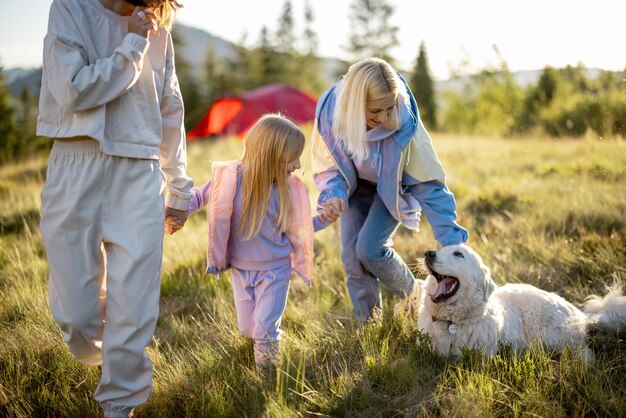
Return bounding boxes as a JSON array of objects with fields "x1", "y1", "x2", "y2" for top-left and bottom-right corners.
[{"x1": 230, "y1": 264, "x2": 291, "y2": 366}]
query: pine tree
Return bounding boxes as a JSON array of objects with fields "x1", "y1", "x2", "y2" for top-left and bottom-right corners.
[
  {"x1": 346, "y1": 0, "x2": 399, "y2": 65},
  {"x1": 515, "y1": 66, "x2": 558, "y2": 134},
  {"x1": 203, "y1": 46, "x2": 219, "y2": 102},
  {"x1": 275, "y1": 0, "x2": 296, "y2": 56},
  {"x1": 410, "y1": 42, "x2": 437, "y2": 130},
  {"x1": 17, "y1": 81, "x2": 51, "y2": 158},
  {"x1": 296, "y1": 0, "x2": 324, "y2": 94},
  {"x1": 536, "y1": 66, "x2": 557, "y2": 106},
  {"x1": 17, "y1": 85, "x2": 38, "y2": 157},
  {"x1": 0, "y1": 68, "x2": 18, "y2": 164},
  {"x1": 248, "y1": 26, "x2": 283, "y2": 87},
  {"x1": 274, "y1": 0, "x2": 298, "y2": 86},
  {"x1": 301, "y1": 0, "x2": 318, "y2": 57},
  {"x1": 171, "y1": 28, "x2": 202, "y2": 130},
  {"x1": 231, "y1": 36, "x2": 257, "y2": 92},
  {"x1": 562, "y1": 63, "x2": 589, "y2": 92},
  {"x1": 203, "y1": 45, "x2": 244, "y2": 102}
]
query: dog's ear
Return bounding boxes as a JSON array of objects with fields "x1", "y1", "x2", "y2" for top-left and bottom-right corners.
[{"x1": 482, "y1": 265, "x2": 496, "y2": 302}]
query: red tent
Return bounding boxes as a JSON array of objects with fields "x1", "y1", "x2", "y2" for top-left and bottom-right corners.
[{"x1": 187, "y1": 83, "x2": 317, "y2": 140}]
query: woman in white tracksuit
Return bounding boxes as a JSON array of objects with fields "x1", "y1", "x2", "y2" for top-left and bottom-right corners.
[{"x1": 37, "y1": 1, "x2": 190, "y2": 417}]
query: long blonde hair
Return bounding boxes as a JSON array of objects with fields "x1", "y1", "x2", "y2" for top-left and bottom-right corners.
[
  {"x1": 152, "y1": 0, "x2": 183, "y2": 31},
  {"x1": 332, "y1": 57, "x2": 407, "y2": 160},
  {"x1": 239, "y1": 114, "x2": 305, "y2": 241}
]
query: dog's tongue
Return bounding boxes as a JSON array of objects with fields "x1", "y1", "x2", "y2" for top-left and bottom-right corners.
[{"x1": 429, "y1": 277, "x2": 457, "y2": 302}]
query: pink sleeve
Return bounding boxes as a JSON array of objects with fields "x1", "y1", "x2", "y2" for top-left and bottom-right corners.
[{"x1": 188, "y1": 179, "x2": 212, "y2": 214}]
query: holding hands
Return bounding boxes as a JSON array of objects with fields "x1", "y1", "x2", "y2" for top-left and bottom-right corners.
[
  {"x1": 165, "y1": 207, "x2": 188, "y2": 235},
  {"x1": 319, "y1": 198, "x2": 346, "y2": 223},
  {"x1": 165, "y1": 194, "x2": 345, "y2": 234},
  {"x1": 128, "y1": 8, "x2": 158, "y2": 38}
]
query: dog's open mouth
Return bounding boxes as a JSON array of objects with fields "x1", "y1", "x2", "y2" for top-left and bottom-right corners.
[{"x1": 427, "y1": 268, "x2": 460, "y2": 303}]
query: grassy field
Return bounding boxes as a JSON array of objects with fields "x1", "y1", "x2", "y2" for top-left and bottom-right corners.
[{"x1": 1, "y1": 133, "x2": 625, "y2": 417}]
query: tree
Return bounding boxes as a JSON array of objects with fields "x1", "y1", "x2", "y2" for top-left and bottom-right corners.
[
  {"x1": 273, "y1": 0, "x2": 299, "y2": 86},
  {"x1": 248, "y1": 26, "x2": 284, "y2": 87},
  {"x1": 301, "y1": 0, "x2": 318, "y2": 57},
  {"x1": 0, "y1": 67, "x2": 18, "y2": 163},
  {"x1": 536, "y1": 66, "x2": 557, "y2": 106},
  {"x1": 203, "y1": 46, "x2": 220, "y2": 103},
  {"x1": 19, "y1": 86, "x2": 35, "y2": 141},
  {"x1": 171, "y1": 28, "x2": 202, "y2": 130},
  {"x1": 410, "y1": 42, "x2": 437, "y2": 130},
  {"x1": 515, "y1": 66, "x2": 558, "y2": 134},
  {"x1": 440, "y1": 49, "x2": 523, "y2": 136},
  {"x1": 295, "y1": 0, "x2": 324, "y2": 94},
  {"x1": 346, "y1": 0, "x2": 399, "y2": 65},
  {"x1": 275, "y1": 0, "x2": 296, "y2": 56},
  {"x1": 562, "y1": 63, "x2": 590, "y2": 92},
  {"x1": 18, "y1": 85, "x2": 40, "y2": 156},
  {"x1": 203, "y1": 46, "x2": 241, "y2": 102}
]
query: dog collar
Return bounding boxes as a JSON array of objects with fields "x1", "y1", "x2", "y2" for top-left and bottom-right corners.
[{"x1": 432, "y1": 316, "x2": 457, "y2": 334}]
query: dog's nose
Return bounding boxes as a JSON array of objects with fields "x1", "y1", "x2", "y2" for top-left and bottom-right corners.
[{"x1": 425, "y1": 251, "x2": 436, "y2": 259}]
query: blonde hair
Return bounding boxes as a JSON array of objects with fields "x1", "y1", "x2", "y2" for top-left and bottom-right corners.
[
  {"x1": 153, "y1": 1, "x2": 183, "y2": 31},
  {"x1": 332, "y1": 57, "x2": 407, "y2": 160},
  {"x1": 239, "y1": 114, "x2": 306, "y2": 241}
]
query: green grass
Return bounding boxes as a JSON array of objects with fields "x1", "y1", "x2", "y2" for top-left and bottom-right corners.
[{"x1": 1, "y1": 134, "x2": 625, "y2": 417}]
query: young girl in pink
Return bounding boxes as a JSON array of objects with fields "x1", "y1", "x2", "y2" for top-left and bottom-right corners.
[{"x1": 187, "y1": 114, "x2": 333, "y2": 369}]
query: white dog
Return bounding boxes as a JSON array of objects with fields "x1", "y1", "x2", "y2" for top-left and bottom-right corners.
[{"x1": 416, "y1": 244, "x2": 626, "y2": 361}]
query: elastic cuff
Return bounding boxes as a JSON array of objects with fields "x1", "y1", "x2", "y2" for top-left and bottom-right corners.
[
  {"x1": 293, "y1": 270, "x2": 312, "y2": 288},
  {"x1": 313, "y1": 215, "x2": 332, "y2": 232},
  {"x1": 318, "y1": 194, "x2": 347, "y2": 208},
  {"x1": 103, "y1": 408, "x2": 133, "y2": 418},
  {"x1": 75, "y1": 356, "x2": 102, "y2": 367},
  {"x1": 123, "y1": 32, "x2": 149, "y2": 53},
  {"x1": 165, "y1": 192, "x2": 191, "y2": 211}
]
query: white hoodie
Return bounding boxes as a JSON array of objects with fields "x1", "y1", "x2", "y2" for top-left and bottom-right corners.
[{"x1": 37, "y1": 0, "x2": 192, "y2": 209}]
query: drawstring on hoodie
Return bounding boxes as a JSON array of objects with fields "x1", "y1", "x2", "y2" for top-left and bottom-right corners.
[
  {"x1": 370, "y1": 140, "x2": 382, "y2": 177},
  {"x1": 405, "y1": 141, "x2": 411, "y2": 166}
]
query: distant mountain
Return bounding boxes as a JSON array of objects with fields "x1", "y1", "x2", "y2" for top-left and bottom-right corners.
[
  {"x1": 0, "y1": 23, "x2": 611, "y2": 100},
  {"x1": 434, "y1": 68, "x2": 606, "y2": 94},
  {"x1": 173, "y1": 23, "x2": 346, "y2": 86},
  {"x1": 4, "y1": 68, "x2": 38, "y2": 85},
  {"x1": 4, "y1": 68, "x2": 41, "y2": 97},
  {"x1": 172, "y1": 24, "x2": 238, "y2": 79}
]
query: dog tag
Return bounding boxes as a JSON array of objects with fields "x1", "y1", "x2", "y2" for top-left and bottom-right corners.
[{"x1": 448, "y1": 324, "x2": 457, "y2": 335}]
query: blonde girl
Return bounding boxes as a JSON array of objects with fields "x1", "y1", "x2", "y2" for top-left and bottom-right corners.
[{"x1": 188, "y1": 114, "x2": 332, "y2": 369}]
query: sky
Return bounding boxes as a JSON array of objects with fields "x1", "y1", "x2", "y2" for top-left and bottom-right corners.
[{"x1": 0, "y1": 0, "x2": 624, "y2": 80}]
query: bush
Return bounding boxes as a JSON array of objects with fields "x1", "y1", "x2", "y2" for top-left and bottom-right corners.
[{"x1": 440, "y1": 65, "x2": 626, "y2": 139}]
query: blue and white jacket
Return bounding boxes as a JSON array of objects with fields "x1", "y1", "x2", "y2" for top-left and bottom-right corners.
[{"x1": 311, "y1": 76, "x2": 469, "y2": 247}]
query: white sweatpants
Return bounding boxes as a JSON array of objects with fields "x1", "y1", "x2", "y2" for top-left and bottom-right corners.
[{"x1": 40, "y1": 139, "x2": 165, "y2": 417}]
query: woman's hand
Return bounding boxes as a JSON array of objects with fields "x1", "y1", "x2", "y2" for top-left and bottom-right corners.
[
  {"x1": 319, "y1": 198, "x2": 346, "y2": 223},
  {"x1": 164, "y1": 207, "x2": 188, "y2": 235},
  {"x1": 128, "y1": 8, "x2": 157, "y2": 38}
]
